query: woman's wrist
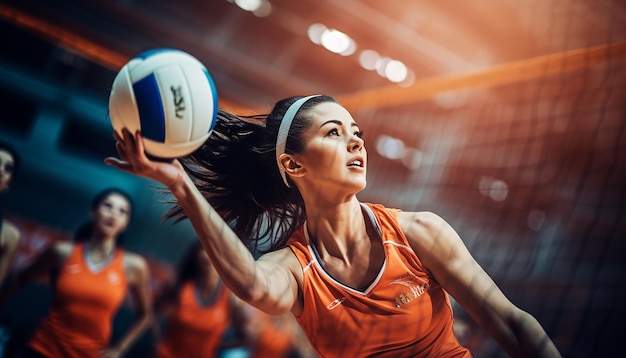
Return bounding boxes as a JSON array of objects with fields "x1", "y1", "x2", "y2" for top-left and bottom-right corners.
[{"x1": 167, "y1": 172, "x2": 193, "y2": 199}]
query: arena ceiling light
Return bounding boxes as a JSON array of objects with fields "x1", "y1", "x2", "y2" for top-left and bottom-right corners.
[
  {"x1": 376, "y1": 135, "x2": 405, "y2": 160},
  {"x1": 478, "y1": 176, "x2": 509, "y2": 202},
  {"x1": 384, "y1": 59, "x2": 408, "y2": 83},
  {"x1": 232, "y1": 0, "x2": 272, "y2": 17},
  {"x1": 320, "y1": 28, "x2": 355, "y2": 56},
  {"x1": 308, "y1": 23, "x2": 326, "y2": 45},
  {"x1": 358, "y1": 49, "x2": 380, "y2": 71},
  {"x1": 308, "y1": 23, "x2": 410, "y2": 83}
]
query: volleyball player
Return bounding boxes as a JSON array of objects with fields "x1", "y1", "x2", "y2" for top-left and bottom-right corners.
[
  {"x1": 8, "y1": 188, "x2": 152, "y2": 357},
  {"x1": 242, "y1": 304, "x2": 316, "y2": 358},
  {"x1": 0, "y1": 142, "x2": 21, "y2": 287},
  {"x1": 106, "y1": 95, "x2": 562, "y2": 357},
  {"x1": 154, "y1": 241, "x2": 245, "y2": 358}
]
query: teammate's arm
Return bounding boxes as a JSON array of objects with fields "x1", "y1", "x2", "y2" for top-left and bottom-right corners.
[
  {"x1": 103, "y1": 253, "x2": 153, "y2": 358},
  {"x1": 0, "y1": 220, "x2": 21, "y2": 285},
  {"x1": 399, "y1": 211, "x2": 561, "y2": 358},
  {"x1": 0, "y1": 241, "x2": 71, "y2": 304}
]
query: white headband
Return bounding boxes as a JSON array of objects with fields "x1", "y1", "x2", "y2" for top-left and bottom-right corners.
[{"x1": 275, "y1": 95, "x2": 319, "y2": 187}]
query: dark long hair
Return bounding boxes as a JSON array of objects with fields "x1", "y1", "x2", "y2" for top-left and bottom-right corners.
[
  {"x1": 165, "y1": 95, "x2": 337, "y2": 253},
  {"x1": 157, "y1": 240, "x2": 209, "y2": 308},
  {"x1": 74, "y1": 187, "x2": 134, "y2": 243},
  {"x1": 176, "y1": 240, "x2": 205, "y2": 285}
]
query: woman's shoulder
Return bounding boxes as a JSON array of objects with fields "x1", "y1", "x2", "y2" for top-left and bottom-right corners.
[
  {"x1": 50, "y1": 240, "x2": 75, "y2": 258},
  {"x1": 398, "y1": 210, "x2": 446, "y2": 231},
  {"x1": 362, "y1": 202, "x2": 443, "y2": 234},
  {"x1": 30, "y1": 241, "x2": 76, "y2": 268},
  {"x1": 121, "y1": 250, "x2": 148, "y2": 270},
  {"x1": 259, "y1": 247, "x2": 303, "y2": 282},
  {"x1": 121, "y1": 250, "x2": 150, "y2": 284},
  {"x1": 398, "y1": 211, "x2": 453, "y2": 249},
  {"x1": 361, "y1": 202, "x2": 404, "y2": 221},
  {"x1": 259, "y1": 247, "x2": 300, "y2": 267},
  {"x1": 0, "y1": 219, "x2": 20, "y2": 249}
]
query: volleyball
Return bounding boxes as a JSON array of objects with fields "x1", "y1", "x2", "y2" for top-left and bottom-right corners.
[{"x1": 108, "y1": 48, "x2": 218, "y2": 159}]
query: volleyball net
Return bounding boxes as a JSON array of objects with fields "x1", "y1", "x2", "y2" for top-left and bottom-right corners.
[{"x1": 348, "y1": 4, "x2": 626, "y2": 357}]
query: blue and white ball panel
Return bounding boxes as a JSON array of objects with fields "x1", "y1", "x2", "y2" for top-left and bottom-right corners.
[
  {"x1": 204, "y1": 68, "x2": 219, "y2": 133},
  {"x1": 109, "y1": 65, "x2": 141, "y2": 135},
  {"x1": 133, "y1": 73, "x2": 166, "y2": 142},
  {"x1": 128, "y1": 50, "x2": 205, "y2": 79},
  {"x1": 145, "y1": 65, "x2": 189, "y2": 143},
  {"x1": 183, "y1": 66, "x2": 217, "y2": 139}
]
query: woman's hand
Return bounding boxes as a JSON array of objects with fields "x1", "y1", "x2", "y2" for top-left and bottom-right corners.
[{"x1": 104, "y1": 129, "x2": 186, "y2": 189}]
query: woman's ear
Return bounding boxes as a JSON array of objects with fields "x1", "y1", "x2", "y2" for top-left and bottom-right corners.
[{"x1": 279, "y1": 154, "x2": 305, "y2": 179}]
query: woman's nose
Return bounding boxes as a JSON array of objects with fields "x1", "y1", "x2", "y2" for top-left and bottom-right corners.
[{"x1": 349, "y1": 135, "x2": 364, "y2": 151}]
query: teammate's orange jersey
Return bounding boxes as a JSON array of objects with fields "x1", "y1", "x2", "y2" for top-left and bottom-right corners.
[
  {"x1": 155, "y1": 281, "x2": 232, "y2": 358},
  {"x1": 250, "y1": 311, "x2": 294, "y2": 358},
  {"x1": 288, "y1": 203, "x2": 472, "y2": 358},
  {"x1": 29, "y1": 243, "x2": 128, "y2": 357}
]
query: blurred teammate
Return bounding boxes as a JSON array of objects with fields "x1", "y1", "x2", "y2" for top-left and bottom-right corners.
[
  {"x1": 154, "y1": 241, "x2": 245, "y2": 358},
  {"x1": 0, "y1": 142, "x2": 21, "y2": 287},
  {"x1": 106, "y1": 95, "x2": 562, "y2": 357},
  {"x1": 242, "y1": 305, "x2": 316, "y2": 358},
  {"x1": 6, "y1": 188, "x2": 152, "y2": 357}
]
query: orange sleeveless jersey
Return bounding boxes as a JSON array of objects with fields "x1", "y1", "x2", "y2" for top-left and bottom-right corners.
[
  {"x1": 155, "y1": 281, "x2": 232, "y2": 358},
  {"x1": 287, "y1": 203, "x2": 471, "y2": 358},
  {"x1": 29, "y1": 243, "x2": 128, "y2": 357}
]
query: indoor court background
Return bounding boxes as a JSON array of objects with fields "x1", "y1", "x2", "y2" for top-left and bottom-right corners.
[{"x1": 0, "y1": 1, "x2": 625, "y2": 357}]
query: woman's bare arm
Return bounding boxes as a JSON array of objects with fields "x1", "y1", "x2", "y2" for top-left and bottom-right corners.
[
  {"x1": 0, "y1": 220, "x2": 21, "y2": 285},
  {"x1": 103, "y1": 253, "x2": 153, "y2": 358},
  {"x1": 0, "y1": 241, "x2": 72, "y2": 304},
  {"x1": 399, "y1": 211, "x2": 561, "y2": 358},
  {"x1": 105, "y1": 129, "x2": 300, "y2": 315},
  {"x1": 168, "y1": 175, "x2": 300, "y2": 314}
]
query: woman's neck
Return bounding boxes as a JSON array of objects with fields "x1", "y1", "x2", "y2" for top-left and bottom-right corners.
[
  {"x1": 85, "y1": 236, "x2": 116, "y2": 264},
  {"x1": 304, "y1": 197, "x2": 366, "y2": 262},
  {"x1": 195, "y1": 273, "x2": 219, "y2": 295}
]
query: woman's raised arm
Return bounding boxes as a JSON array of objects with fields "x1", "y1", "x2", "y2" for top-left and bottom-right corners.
[{"x1": 105, "y1": 129, "x2": 299, "y2": 315}]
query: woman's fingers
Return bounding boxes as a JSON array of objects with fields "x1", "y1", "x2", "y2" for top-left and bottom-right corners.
[
  {"x1": 134, "y1": 130, "x2": 146, "y2": 154},
  {"x1": 115, "y1": 141, "x2": 130, "y2": 163},
  {"x1": 103, "y1": 156, "x2": 134, "y2": 173},
  {"x1": 117, "y1": 129, "x2": 150, "y2": 166},
  {"x1": 107, "y1": 128, "x2": 184, "y2": 188},
  {"x1": 112, "y1": 129, "x2": 123, "y2": 143},
  {"x1": 121, "y1": 128, "x2": 138, "y2": 156},
  {"x1": 107, "y1": 129, "x2": 144, "y2": 172}
]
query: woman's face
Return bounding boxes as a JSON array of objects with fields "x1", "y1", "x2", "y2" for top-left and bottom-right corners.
[
  {"x1": 0, "y1": 149, "x2": 15, "y2": 192},
  {"x1": 91, "y1": 193, "x2": 131, "y2": 238},
  {"x1": 292, "y1": 102, "x2": 367, "y2": 193}
]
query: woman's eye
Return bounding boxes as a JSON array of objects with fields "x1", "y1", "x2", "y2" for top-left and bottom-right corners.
[
  {"x1": 327, "y1": 128, "x2": 339, "y2": 136},
  {"x1": 355, "y1": 130, "x2": 364, "y2": 138}
]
